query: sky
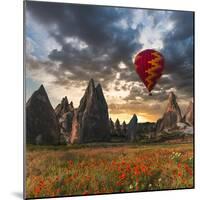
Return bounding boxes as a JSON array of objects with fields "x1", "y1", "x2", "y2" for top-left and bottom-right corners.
[{"x1": 25, "y1": 1, "x2": 194, "y2": 123}]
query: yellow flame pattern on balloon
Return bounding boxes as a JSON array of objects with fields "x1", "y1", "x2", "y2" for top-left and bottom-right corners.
[{"x1": 145, "y1": 52, "x2": 161, "y2": 90}]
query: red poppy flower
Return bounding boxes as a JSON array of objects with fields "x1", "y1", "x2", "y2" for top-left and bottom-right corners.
[{"x1": 119, "y1": 173, "x2": 126, "y2": 180}]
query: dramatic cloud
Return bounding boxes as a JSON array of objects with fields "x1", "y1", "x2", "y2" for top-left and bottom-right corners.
[{"x1": 25, "y1": 1, "x2": 194, "y2": 122}]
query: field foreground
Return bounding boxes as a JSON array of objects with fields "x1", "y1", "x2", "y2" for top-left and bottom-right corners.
[{"x1": 26, "y1": 143, "x2": 194, "y2": 198}]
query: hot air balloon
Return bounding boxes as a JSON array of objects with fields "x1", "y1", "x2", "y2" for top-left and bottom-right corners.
[{"x1": 134, "y1": 49, "x2": 164, "y2": 95}]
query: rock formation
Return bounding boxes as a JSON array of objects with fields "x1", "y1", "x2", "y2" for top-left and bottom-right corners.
[
  {"x1": 121, "y1": 121, "x2": 127, "y2": 136},
  {"x1": 109, "y1": 118, "x2": 115, "y2": 136},
  {"x1": 77, "y1": 79, "x2": 110, "y2": 143},
  {"x1": 55, "y1": 97, "x2": 69, "y2": 117},
  {"x1": 68, "y1": 101, "x2": 74, "y2": 112},
  {"x1": 55, "y1": 96, "x2": 74, "y2": 144},
  {"x1": 55, "y1": 97, "x2": 74, "y2": 117},
  {"x1": 183, "y1": 101, "x2": 193, "y2": 126},
  {"x1": 165, "y1": 91, "x2": 182, "y2": 121},
  {"x1": 127, "y1": 114, "x2": 138, "y2": 142},
  {"x1": 115, "y1": 119, "x2": 121, "y2": 136},
  {"x1": 26, "y1": 81, "x2": 193, "y2": 145},
  {"x1": 109, "y1": 119, "x2": 127, "y2": 138},
  {"x1": 26, "y1": 85, "x2": 60, "y2": 145},
  {"x1": 156, "y1": 92, "x2": 182, "y2": 133}
]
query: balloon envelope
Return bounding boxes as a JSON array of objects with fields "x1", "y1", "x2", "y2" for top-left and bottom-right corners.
[{"x1": 134, "y1": 49, "x2": 164, "y2": 93}]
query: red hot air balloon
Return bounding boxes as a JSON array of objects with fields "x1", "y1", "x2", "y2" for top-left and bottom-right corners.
[{"x1": 134, "y1": 49, "x2": 164, "y2": 95}]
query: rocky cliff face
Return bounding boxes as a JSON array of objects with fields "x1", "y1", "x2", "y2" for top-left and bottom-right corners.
[
  {"x1": 127, "y1": 114, "x2": 138, "y2": 142},
  {"x1": 26, "y1": 85, "x2": 60, "y2": 145},
  {"x1": 183, "y1": 101, "x2": 193, "y2": 126},
  {"x1": 77, "y1": 79, "x2": 110, "y2": 143},
  {"x1": 55, "y1": 97, "x2": 69, "y2": 117},
  {"x1": 55, "y1": 96, "x2": 74, "y2": 144},
  {"x1": 165, "y1": 92, "x2": 182, "y2": 121},
  {"x1": 156, "y1": 92, "x2": 182, "y2": 133}
]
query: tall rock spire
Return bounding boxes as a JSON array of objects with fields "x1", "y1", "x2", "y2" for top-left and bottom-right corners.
[
  {"x1": 26, "y1": 85, "x2": 60, "y2": 145},
  {"x1": 156, "y1": 92, "x2": 182, "y2": 133},
  {"x1": 183, "y1": 101, "x2": 193, "y2": 126},
  {"x1": 165, "y1": 92, "x2": 182, "y2": 121},
  {"x1": 54, "y1": 96, "x2": 74, "y2": 144},
  {"x1": 55, "y1": 96, "x2": 71, "y2": 118},
  {"x1": 127, "y1": 114, "x2": 138, "y2": 142},
  {"x1": 77, "y1": 79, "x2": 110, "y2": 143},
  {"x1": 115, "y1": 119, "x2": 121, "y2": 136}
]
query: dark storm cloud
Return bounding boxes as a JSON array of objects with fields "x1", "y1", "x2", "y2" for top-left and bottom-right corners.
[
  {"x1": 162, "y1": 11, "x2": 194, "y2": 97},
  {"x1": 26, "y1": 1, "x2": 142, "y2": 89},
  {"x1": 166, "y1": 12, "x2": 194, "y2": 41},
  {"x1": 26, "y1": 1, "x2": 194, "y2": 101}
]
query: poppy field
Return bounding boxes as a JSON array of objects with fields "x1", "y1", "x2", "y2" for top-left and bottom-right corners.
[{"x1": 26, "y1": 143, "x2": 194, "y2": 198}]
